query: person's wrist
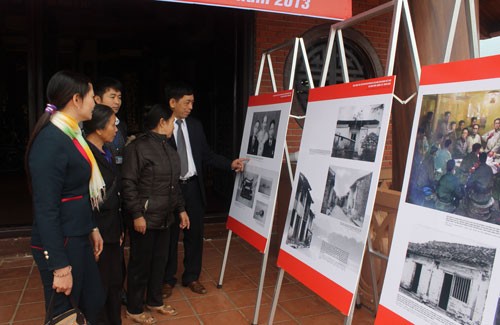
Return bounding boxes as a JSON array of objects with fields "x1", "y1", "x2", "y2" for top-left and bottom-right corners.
[
  {"x1": 92, "y1": 227, "x2": 99, "y2": 233},
  {"x1": 53, "y1": 265, "x2": 72, "y2": 277}
]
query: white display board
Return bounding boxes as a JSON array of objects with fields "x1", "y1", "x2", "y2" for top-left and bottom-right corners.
[
  {"x1": 277, "y1": 76, "x2": 395, "y2": 315},
  {"x1": 376, "y1": 55, "x2": 500, "y2": 325},
  {"x1": 227, "y1": 90, "x2": 293, "y2": 252}
]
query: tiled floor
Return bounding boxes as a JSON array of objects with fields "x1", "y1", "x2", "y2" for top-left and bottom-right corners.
[{"x1": 0, "y1": 236, "x2": 375, "y2": 324}]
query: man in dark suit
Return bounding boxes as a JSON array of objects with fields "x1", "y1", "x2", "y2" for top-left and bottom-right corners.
[
  {"x1": 262, "y1": 119, "x2": 276, "y2": 158},
  {"x1": 247, "y1": 120, "x2": 260, "y2": 155},
  {"x1": 163, "y1": 82, "x2": 247, "y2": 296}
]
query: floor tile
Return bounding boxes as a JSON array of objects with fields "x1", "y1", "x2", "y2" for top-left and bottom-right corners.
[
  {"x1": 0, "y1": 290, "x2": 22, "y2": 306},
  {"x1": 0, "y1": 267, "x2": 31, "y2": 280},
  {"x1": 19, "y1": 288, "x2": 45, "y2": 304},
  {"x1": 0, "y1": 257, "x2": 33, "y2": 269},
  {"x1": 205, "y1": 264, "x2": 245, "y2": 281},
  {"x1": 0, "y1": 305, "x2": 16, "y2": 323},
  {"x1": 188, "y1": 292, "x2": 236, "y2": 314},
  {"x1": 240, "y1": 304, "x2": 294, "y2": 324},
  {"x1": 0, "y1": 278, "x2": 26, "y2": 293},
  {"x1": 225, "y1": 288, "x2": 272, "y2": 308},
  {"x1": 298, "y1": 311, "x2": 346, "y2": 324},
  {"x1": 25, "y1": 275, "x2": 42, "y2": 290},
  {"x1": 279, "y1": 296, "x2": 333, "y2": 318},
  {"x1": 12, "y1": 318, "x2": 44, "y2": 325},
  {"x1": 0, "y1": 237, "x2": 376, "y2": 324},
  {"x1": 199, "y1": 309, "x2": 248, "y2": 325},
  {"x1": 156, "y1": 315, "x2": 201, "y2": 324},
  {"x1": 13, "y1": 302, "x2": 45, "y2": 322},
  {"x1": 217, "y1": 276, "x2": 256, "y2": 292},
  {"x1": 263, "y1": 282, "x2": 312, "y2": 302}
]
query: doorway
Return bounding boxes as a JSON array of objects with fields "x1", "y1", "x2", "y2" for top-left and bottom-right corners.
[{"x1": 0, "y1": 0, "x2": 254, "y2": 228}]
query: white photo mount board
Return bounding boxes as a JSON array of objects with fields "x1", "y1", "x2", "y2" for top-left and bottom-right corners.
[
  {"x1": 377, "y1": 55, "x2": 500, "y2": 325},
  {"x1": 277, "y1": 76, "x2": 396, "y2": 315},
  {"x1": 227, "y1": 90, "x2": 294, "y2": 253}
]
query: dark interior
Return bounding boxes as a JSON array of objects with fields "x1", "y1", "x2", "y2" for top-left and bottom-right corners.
[{"x1": 0, "y1": 0, "x2": 255, "y2": 228}]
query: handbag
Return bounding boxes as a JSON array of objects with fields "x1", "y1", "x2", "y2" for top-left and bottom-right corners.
[{"x1": 44, "y1": 291, "x2": 87, "y2": 325}]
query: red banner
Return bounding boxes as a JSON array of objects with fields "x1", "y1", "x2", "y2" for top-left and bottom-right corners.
[{"x1": 157, "y1": 0, "x2": 352, "y2": 20}]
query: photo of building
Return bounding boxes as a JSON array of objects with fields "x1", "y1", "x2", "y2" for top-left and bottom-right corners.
[
  {"x1": 286, "y1": 173, "x2": 315, "y2": 249},
  {"x1": 331, "y1": 104, "x2": 384, "y2": 162},
  {"x1": 400, "y1": 240, "x2": 496, "y2": 325},
  {"x1": 321, "y1": 165, "x2": 373, "y2": 227}
]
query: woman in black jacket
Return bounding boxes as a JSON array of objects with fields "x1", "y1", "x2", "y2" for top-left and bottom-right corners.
[
  {"x1": 122, "y1": 104, "x2": 189, "y2": 324},
  {"x1": 83, "y1": 104, "x2": 123, "y2": 324}
]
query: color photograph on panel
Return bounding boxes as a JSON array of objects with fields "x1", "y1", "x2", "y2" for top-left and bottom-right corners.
[
  {"x1": 227, "y1": 90, "x2": 293, "y2": 252},
  {"x1": 406, "y1": 90, "x2": 500, "y2": 222},
  {"x1": 277, "y1": 76, "x2": 396, "y2": 315},
  {"x1": 376, "y1": 55, "x2": 500, "y2": 325}
]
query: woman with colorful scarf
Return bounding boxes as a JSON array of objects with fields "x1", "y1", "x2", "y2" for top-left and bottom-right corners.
[{"x1": 26, "y1": 70, "x2": 106, "y2": 323}]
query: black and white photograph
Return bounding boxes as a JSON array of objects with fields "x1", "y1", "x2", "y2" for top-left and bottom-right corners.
[
  {"x1": 399, "y1": 227, "x2": 496, "y2": 325},
  {"x1": 247, "y1": 110, "x2": 281, "y2": 158},
  {"x1": 258, "y1": 176, "x2": 272, "y2": 196},
  {"x1": 286, "y1": 173, "x2": 315, "y2": 249},
  {"x1": 320, "y1": 165, "x2": 373, "y2": 227},
  {"x1": 331, "y1": 104, "x2": 384, "y2": 162},
  {"x1": 253, "y1": 200, "x2": 268, "y2": 225},
  {"x1": 406, "y1": 90, "x2": 500, "y2": 225},
  {"x1": 235, "y1": 170, "x2": 259, "y2": 209}
]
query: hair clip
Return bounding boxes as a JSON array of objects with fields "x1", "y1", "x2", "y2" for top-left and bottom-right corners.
[{"x1": 45, "y1": 103, "x2": 57, "y2": 115}]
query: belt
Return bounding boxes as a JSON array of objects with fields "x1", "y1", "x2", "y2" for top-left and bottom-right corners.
[{"x1": 179, "y1": 175, "x2": 197, "y2": 184}]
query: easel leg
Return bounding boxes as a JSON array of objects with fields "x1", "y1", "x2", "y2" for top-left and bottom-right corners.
[
  {"x1": 252, "y1": 249, "x2": 270, "y2": 325},
  {"x1": 267, "y1": 268, "x2": 285, "y2": 324},
  {"x1": 217, "y1": 230, "x2": 233, "y2": 288}
]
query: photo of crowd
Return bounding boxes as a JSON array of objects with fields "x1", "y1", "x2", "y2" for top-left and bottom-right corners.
[{"x1": 406, "y1": 90, "x2": 500, "y2": 223}]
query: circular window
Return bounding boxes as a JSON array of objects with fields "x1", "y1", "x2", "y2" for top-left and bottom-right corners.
[{"x1": 284, "y1": 24, "x2": 384, "y2": 127}]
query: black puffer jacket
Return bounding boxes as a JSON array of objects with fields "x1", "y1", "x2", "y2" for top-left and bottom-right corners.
[{"x1": 122, "y1": 131, "x2": 185, "y2": 229}]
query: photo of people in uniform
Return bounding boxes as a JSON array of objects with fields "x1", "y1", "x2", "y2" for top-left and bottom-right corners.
[
  {"x1": 246, "y1": 110, "x2": 281, "y2": 158},
  {"x1": 406, "y1": 90, "x2": 500, "y2": 224}
]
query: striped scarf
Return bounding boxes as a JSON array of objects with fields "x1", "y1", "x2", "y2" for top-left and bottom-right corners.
[{"x1": 51, "y1": 111, "x2": 105, "y2": 210}]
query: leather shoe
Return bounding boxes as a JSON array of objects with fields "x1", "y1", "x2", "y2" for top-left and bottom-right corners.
[
  {"x1": 185, "y1": 281, "x2": 207, "y2": 294},
  {"x1": 162, "y1": 284, "x2": 173, "y2": 299}
]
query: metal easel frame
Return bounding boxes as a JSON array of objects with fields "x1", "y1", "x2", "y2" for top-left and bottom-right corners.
[
  {"x1": 268, "y1": 1, "x2": 422, "y2": 324},
  {"x1": 312, "y1": 0, "x2": 476, "y2": 323},
  {"x1": 217, "y1": 37, "x2": 314, "y2": 325}
]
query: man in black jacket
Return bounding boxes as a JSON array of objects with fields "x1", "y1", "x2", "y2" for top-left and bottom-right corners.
[{"x1": 163, "y1": 82, "x2": 247, "y2": 296}]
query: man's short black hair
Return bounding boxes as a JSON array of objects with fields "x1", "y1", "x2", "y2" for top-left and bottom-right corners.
[
  {"x1": 165, "y1": 82, "x2": 194, "y2": 102},
  {"x1": 446, "y1": 159, "x2": 455, "y2": 172},
  {"x1": 94, "y1": 77, "x2": 122, "y2": 97},
  {"x1": 479, "y1": 152, "x2": 488, "y2": 164},
  {"x1": 472, "y1": 143, "x2": 482, "y2": 152}
]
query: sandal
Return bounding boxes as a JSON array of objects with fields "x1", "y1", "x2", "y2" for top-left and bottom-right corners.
[
  {"x1": 146, "y1": 304, "x2": 179, "y2": 316},
  {"x1": 125, "y1": 311, "x2": 157, "y2": 324}
]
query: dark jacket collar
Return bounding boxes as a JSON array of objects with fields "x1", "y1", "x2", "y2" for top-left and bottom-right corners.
[{"x1": 147, "y1": 130, "x2": 169, "y2": 142}]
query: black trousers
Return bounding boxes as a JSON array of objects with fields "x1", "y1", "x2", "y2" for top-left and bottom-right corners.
[
  {"x1": 164, "y1": 179, "x2": 205, "y2": 286},
  {"x1": 127, "y1": 228, "x2": 170, "y2": 314},
  {"x1": 33, "y1": 235, "x2": 105, "y2": 324},
  {"x1": 96, "y1": 242, "x2": 122, "y2": 325}
]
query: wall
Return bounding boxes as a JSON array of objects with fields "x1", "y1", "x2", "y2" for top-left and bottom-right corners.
[{"x1": 254, "y1": 0, "x2": 393, "y2": 168}]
